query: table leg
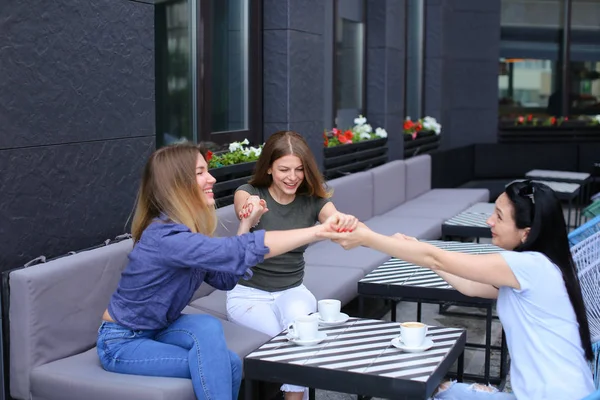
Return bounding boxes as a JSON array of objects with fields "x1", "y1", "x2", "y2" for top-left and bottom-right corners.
[
  {"x1": 244, "y1": 378, "x2": 253, "y2": 400},
  {"x1": 417, "y1": 302, "x2": 422, "y2": 322},
  {"x1": 358, "y1": 296, "x2": 364, "y2": 318},
  {"x1": 457, "y1": 350, "x2": 465, "y2": 382},
  {"x1": 484, "y1": 305, "x2": 492, "y2": 382},
  {"x1": 567, "y1": 198, "x2": 573, "y2": 229},
  {"x1": 309, "y1": 388, "x2": 316, "y2": 400},
  {"x1": 391, "y1": 300, "x2": 397, "y2": 322},
  {"x1": 500, "y1": 328, "x2": 508, "y2": 379}
]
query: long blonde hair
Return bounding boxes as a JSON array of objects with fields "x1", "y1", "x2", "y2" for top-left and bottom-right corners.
[{"x1": 131, "y1": 143, "x2": 217, "y2": 242}]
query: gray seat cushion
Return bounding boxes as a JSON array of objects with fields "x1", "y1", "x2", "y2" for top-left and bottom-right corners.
[
  {"x1": 188, "y1": 290, "x2": 228, "y2": 320},
  {"x1": 304, "y1": 240, "x2": 390, "y2": 274},
  {"x1": 30, "y1": 309, "x2": 269, "y2": 400},
  {"x1": 415, "y1": 188, "x2": 489, "y2": 205},
  {"x1": 30, "y1": 348, "x2": 196, "y2": 400},
  {"x1": 382, "y1": 199, "x2": 470, "y2": 220},
  {"x1": 303, "y1": 264, "x2": 364, "y2": 305},
  {"x1": 364, "y1": 215, "x2": 442, "y2": 240}
]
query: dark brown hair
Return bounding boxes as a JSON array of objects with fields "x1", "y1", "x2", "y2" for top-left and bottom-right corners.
[{"x1": 249, "y1": 131, "x2": 330, "y2": 198}]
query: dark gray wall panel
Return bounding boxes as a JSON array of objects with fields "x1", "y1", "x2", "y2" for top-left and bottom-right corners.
[
  {"x1": 0, "y1": 136, "x2": 154, "y2": 271},
  {"x1": 0, "y1": 0, "x2": 154, "y2": 149},
  {"x1": 263, "y1": 30, "x2": 290, "y2": 123},
  {"x1": 264, "y1": 0, "x2": 324, "y2": 34},
  {"x1": 289, "y1": 31, "x2": 324, "y2": 123}
]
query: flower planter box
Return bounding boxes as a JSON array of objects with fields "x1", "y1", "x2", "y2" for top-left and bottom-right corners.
[
  {"x1": 212, "y1": 161, "x2": 256, "y2": 207},
  {"x1": 323, "y1": 138, "x2": 388, "y2": 180},
  {"x1": 498, "y1": 126, "x2": 600, "y2": 143},
  {"x1": 403, "y1": 131, "x2": 440, "y2": 159}
]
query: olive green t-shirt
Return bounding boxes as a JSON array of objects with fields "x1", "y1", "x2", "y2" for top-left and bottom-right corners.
[{"x1": 235, "y1": 184, "x2": 330, "y2": 291}]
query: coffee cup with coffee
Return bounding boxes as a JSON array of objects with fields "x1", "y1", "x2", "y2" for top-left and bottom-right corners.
[
  {"x1": 288, "y1": 314, "x2": 319, "y2": 341},
  {"x1": 400, "y1": 322, "x2": 427, "y2": 348},
  {"x1": 318, "y1": 299, "x2": 341, "y2": 322}
]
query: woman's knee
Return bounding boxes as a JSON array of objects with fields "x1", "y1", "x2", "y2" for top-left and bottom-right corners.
[{"x1": 180, "y1": 314, "x2": 224, "y2": 336}]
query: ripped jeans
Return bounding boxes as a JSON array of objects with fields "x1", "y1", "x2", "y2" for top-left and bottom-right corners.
[
  {"x1": 226, "y1": 284, "x2": 317, "y2": 399},
  {"x1": 433, "y1": 381, "x2": 517, "y2": 400}
]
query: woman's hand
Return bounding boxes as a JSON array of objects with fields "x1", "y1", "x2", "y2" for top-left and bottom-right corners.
[
  {"x1": 330, "y1": 212, "x2": 359, "y2": 233},
  {"x1": 316, "y1": 222, "x2": 372, "y2": 249},
  {"x1": 241, "y1": 195, "x2": 268, "y2": 227}
]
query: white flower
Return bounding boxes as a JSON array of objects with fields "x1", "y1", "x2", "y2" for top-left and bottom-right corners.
[
  {"x1": 360, "y1": 132, "x2": 371, "y2": 140},
  {"x1": 405, "y1": 116, "x2": 411, "y2": 121},
  {"x1": 375, "y1": 127, "x2": 388, "y2": 138},
  {"x1": 423, "y1": 116, "x2": 442, "y2": 135},
  {"x1": 241, "y1": 138, "x2": 250, "y2": 145},
  {"x1": 229, "y1": 142, "x2": 242, "y2": 152},
  {"x1": 241, "y1": 148, "x2": 251, "y2": 157},
  {"x1": 354, "y1": 115, "x2": 367, "y2": 126},
  {"x1": 249, "y1": 146, "x2": 262, "y2": 157},
  {"x1": 595, "y1": 115, "x2": 600, "y2": 123}
]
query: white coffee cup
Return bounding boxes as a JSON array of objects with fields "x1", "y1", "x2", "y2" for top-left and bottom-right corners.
[
  {"x1": 400, "y1": 322, "x2": 427, "y2": 347},
  {"x1": 318, "y1": 299, "x2": 341, "y2": 322},
  {"x1": 288, "y1": 315, "x2": 319, "y2": 341}
]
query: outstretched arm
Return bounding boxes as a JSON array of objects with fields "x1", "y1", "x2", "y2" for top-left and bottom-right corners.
[{"x1": 319, "y1": 225, "x2": 519, "y2": 291}]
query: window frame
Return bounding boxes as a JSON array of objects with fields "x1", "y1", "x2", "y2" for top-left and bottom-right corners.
[{"x1": 196, "y1": 0, "x2": 262, "y2": 145}]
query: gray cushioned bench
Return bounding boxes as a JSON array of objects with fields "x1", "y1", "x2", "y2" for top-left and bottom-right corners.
[{"x1": 6, "y1": 154, "x2": 488, "y2": 399}]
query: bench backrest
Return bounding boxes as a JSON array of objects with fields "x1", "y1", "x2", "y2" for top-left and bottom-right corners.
[
  {"x1": 327, "y1": 171, "x2": 374, "y2": 222},
  {"x1": 370, "y1": 160, "x2": 407, "y2": 215},
  {"x1": 8, "y1": 239, "x2": 133, "y2": 399},
  {"x1": 405, "y1": 154, "x2": 432, "y2": 201}
]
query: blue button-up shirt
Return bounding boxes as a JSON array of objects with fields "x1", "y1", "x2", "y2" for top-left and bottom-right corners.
[{"x1": 107, "y1": 220, "x2": 269, "y2": 330}]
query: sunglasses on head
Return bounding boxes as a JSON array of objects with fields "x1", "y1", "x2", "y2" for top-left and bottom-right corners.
[{"x1": 518, "y1": 180, "x2": 535, "y2": 204}]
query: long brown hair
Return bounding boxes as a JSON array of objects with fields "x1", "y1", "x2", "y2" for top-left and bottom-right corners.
[
  {"x1": 249, "y1": 131, "x2": 330, "y2": 198},
  {"x1": 130, "y1": 143, "x2": 217, "y2": 242}
]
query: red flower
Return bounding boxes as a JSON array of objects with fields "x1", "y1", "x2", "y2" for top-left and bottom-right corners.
[
  {"x1": 338, "y1": 135, "x2": 349, "y2": 144},
  {"x1": 527, "y1": 114, "x2": 533, "y2": 121},
  {"x1": 517, "y1": 116, "x2": 524, "y2": 123},
  {"x1": 323, "y1": 131, "x2": 329, "y2": 146},
  {"x1": 403, "y1": 120, "x2": 414, "y2": 130},
  {"x1": 206, "y1": 150, "x2": 213, "y2": 162},
  {"x1": 550, "y1": 117, "x2": 557, "y2": 125},
  {"x1": 332, "y1": 128, "x2": 341, "y2": 137},
  {"x1": 415, "y1": 123, "x2": 423, "y2": 132},
  {"x1": 344, "y1": 130, "x2": 353, "y2": 140}
]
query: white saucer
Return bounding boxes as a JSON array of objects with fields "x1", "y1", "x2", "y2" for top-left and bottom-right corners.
[
  {"x1": 314, "y1": 312, "x2": 350, "y2": 326},
  {"x1": 286, "y1": 331, "x2": 328, "y2": 346},
  {"x1": 391, "y1": 337, "x2": 434, "y2": 353}
]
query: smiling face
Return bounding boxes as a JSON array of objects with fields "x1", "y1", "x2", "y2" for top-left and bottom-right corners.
[
  {"x1": 487, "y1": 193, "x2": 530, "y2": 250},
  {"x1": 268, "y1": 154, "x2": 304, "y2": 200},
  {"x1": 196, "y1": 153, "x2": 216, "y2": 206}
]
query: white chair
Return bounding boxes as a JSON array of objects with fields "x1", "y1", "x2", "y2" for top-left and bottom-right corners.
[{"x1": 571, "y1": 230, "x2": 600, "y2": 389}]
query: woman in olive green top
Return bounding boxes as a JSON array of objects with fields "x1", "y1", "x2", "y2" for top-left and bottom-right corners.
[{"x1": 227, "y1": 131, "x2": 358, "y2": 400}]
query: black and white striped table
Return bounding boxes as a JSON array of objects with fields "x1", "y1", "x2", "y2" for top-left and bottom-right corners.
[
  {"x1": 441, "y1": 203, "x2": 494, "y2": 240},
  {"x1": 244, "y1": 318, "x2": 466, "y2": 400},
  {"x1": 357, "y1": 241, "x2": 507, "y2": 384}
]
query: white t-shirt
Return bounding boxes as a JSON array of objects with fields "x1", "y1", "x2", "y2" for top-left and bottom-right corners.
[{"x1": 498, "y1": 251, "x2": 595, "y2": 400}]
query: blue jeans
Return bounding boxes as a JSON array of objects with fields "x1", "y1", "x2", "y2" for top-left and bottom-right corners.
[
  {"x1": 97, "y1": 314, "x2": 242, "y2": 400},
  {"x1": 433, "y1": 381, "x2": 517, "y2": 400}
]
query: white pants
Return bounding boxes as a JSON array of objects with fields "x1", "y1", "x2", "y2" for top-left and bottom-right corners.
[{"x1": 226, "y1": 284, "x2": 317, "y2": 398}]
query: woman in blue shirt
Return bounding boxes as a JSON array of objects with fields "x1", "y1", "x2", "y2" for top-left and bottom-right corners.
[
  {"x1": 97, "y1": 143, "x2": 344, "y2": 400},
  {"x1": 320, "y1": 180, "x2": 595, "y2": 400}
]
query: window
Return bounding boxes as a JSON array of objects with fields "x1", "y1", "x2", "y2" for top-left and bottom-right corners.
[
  {"x1": 334, "y1": 0, "x2": 366, "y2": 129},
  {"x1": 155, "y1": 0, "x2": 194, "y2": 146},
  {"x1": 498, "y1": 0, "x2": 600, "y2": 120},
  {"x1": 156, "y1": 0, "x2": 262, "y2": 147}
]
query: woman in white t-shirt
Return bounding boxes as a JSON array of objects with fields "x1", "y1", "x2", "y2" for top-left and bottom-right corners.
[{"x1": 319, "y1": 180, "x2": 595, "y2": 400}]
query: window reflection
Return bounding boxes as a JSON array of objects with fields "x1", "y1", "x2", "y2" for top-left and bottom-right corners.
[
  {"x1": 335, "y1": 0, "x2": 365, "y2": 129},
  {"x1": 155, "y1": 0, "x2": 193, "y2": 146},
  {"x1": 210, "y1": 0, "x2": 249, "y2": 133}
]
